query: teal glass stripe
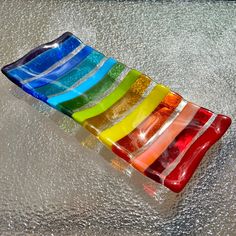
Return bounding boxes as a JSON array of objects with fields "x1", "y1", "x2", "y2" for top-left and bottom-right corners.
[
  {"x1": 47, "y1": 58, "x2": 116, "y2": 107},
  {"x1": 35, "y1": 50, "x2": 105, "y2": 97},
  {"x1": 57, "y1": 62, "x2": 126, "y2": 116}
]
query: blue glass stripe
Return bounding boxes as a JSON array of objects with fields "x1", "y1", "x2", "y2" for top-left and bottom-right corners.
[
  {"x1": 35, "y1": 50, "x2": 105, "y2": 97},
  {"x1": 47, "y1": 58, "x2": 117, "y2": 107},
  {"x1": 24, "y1": 46, "x2": 93, "y2": 89},
  {"x1": 22, "y1": 85, "x2": 48, "y2": 102},
  {"x1": 7, "y1": 35, "x2": 81, "y2": 81},
  {"x1": 2, "y1": 32, "x2": 72, "y2": 72}
]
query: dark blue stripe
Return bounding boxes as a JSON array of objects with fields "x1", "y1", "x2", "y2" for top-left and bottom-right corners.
[
  {"x1": 25, "y1": 46, "x2": 93, "y2": 89},
  {"x1": 6, "y1": 35, "x2": 81, "y2": 81},
  {"x1": 2, "y1": 32, "x2": 73, "y2": 72}
]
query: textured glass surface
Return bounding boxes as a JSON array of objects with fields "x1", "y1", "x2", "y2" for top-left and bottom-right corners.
[{"x1": 0, "y1": 1, "x2": 235, "y2": 235}]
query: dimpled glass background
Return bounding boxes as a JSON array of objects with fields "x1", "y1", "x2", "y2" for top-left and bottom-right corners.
[{"x1": 0, "y1": 1, "x2": 235, "y2": 235}]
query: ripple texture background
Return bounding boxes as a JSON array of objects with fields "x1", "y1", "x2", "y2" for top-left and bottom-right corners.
[{"x1": 0, "y1": 1, "x2": 235, "y2": 235}]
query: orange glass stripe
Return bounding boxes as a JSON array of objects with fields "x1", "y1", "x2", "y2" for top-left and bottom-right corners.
[
  {"x1": 131, "y1": 102, "x2": 199, "y2": 173},
  {"x1": 111, "y1": 92, "x2": 182, "y2": 159},
  {"x1": 83, "y1": 74, "x2": 151, "y2": 136}
]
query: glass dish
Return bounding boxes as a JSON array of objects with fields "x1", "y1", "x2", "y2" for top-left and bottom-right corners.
[{"x1": 2, "y1": 32, "x2": 231, "y2": 193}]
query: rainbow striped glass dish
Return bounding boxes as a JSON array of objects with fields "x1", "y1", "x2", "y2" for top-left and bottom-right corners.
[{"x1": 2, "y1": 32, "x2": 231, "y2": 193}]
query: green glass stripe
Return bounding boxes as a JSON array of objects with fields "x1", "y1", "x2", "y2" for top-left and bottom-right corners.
[
  {"x1": 72, "y1": 69, "x2": 141, "y2": 124},
  {"x1": 35, "y1": 50, "x2": 104, "y2": 96},
  {"x1": 57, "y1": 62, "x2": 126, "y2": 116}
]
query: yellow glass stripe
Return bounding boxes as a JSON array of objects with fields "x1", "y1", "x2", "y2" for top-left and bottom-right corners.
[
  {"x1": 99, "y1": 84, "x2": 170, "y2": 147},
  {"x1": 84, "y1": 74, "x2": 151, "y2": 136}
]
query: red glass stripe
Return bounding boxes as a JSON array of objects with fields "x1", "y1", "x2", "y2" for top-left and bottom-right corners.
[
  {"x1": 111, "y1": 92, "x2": 182, "y2": 162},
  {"x1": 144, "y1": 107, "x2": 213, "y2": 183},
  {"x1": 164, "y1": 114, "x2": 231, "y2": 193}
]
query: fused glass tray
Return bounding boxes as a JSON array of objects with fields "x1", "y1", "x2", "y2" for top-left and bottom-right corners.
[{"x1": 2, "y1": 32, "x2": 231, "y2": 193}]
